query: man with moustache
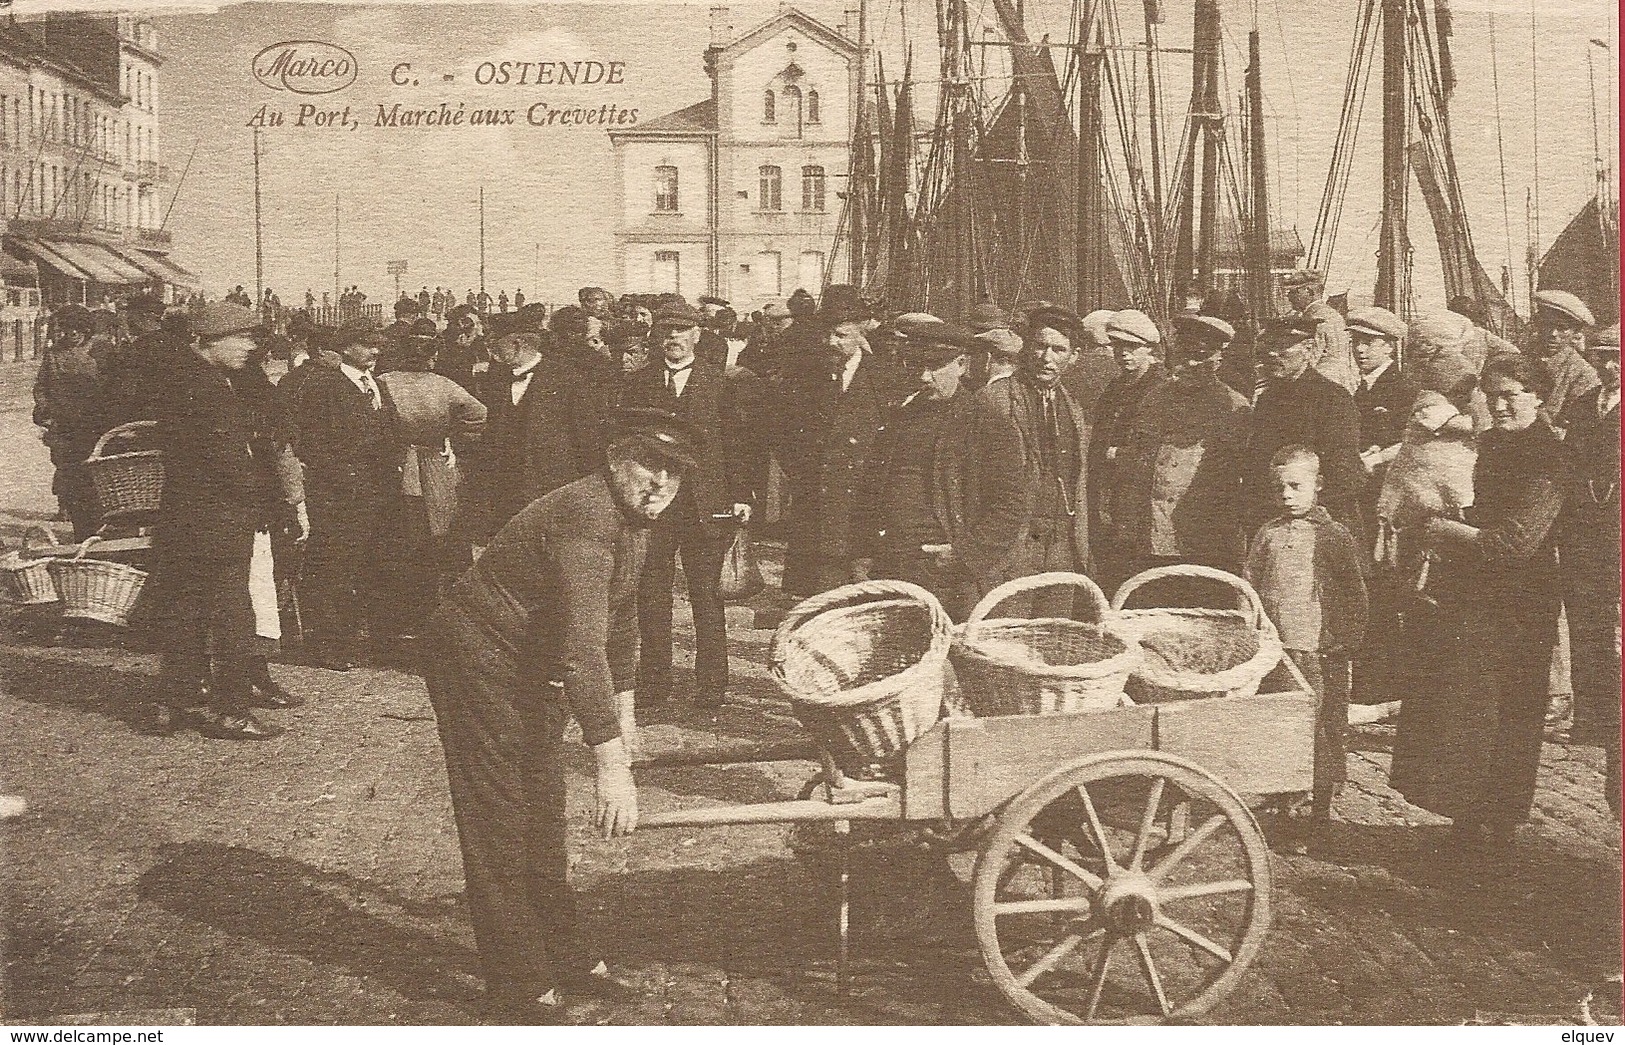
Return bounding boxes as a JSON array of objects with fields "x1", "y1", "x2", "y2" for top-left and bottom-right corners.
[
  {"x1": 426, "y1": 408, "x2": 698, "y2": 1022},
  {"x1": 617, "y1": 301, "x2": 754, "y2": 707}
]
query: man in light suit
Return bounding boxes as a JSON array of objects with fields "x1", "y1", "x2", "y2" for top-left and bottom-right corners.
[
  {"x1": 953, "y1": 304, "x2": 1092, "y2": 618},
  {"x1": 617, "y1": 301, "x2": 754, "y2": 706}
]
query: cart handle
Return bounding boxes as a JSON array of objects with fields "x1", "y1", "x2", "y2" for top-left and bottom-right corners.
[
  {"x1": 87, "y1": 420, "x2": 158, "y2": 462},
  {"x1": 769, "y1": 579, "x2": 950, "y2": 671},
  {"x1": 964, "y1": 571, "x2": 1111, "y2": 627},
  {"x1": 1110, "y1": 564, "x2": 1268, "y2": 629},
  {"x1": 70, "y1": 535, "x2": 105, "y2": 561}
]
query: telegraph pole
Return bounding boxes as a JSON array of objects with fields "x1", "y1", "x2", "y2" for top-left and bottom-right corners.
[
  {"x1": 332, "y1": 192, "x2": 340, "y2": 312},
  {"x1": 478, "y1": 186, "x2": 486, "y2": 295},
  {"x1": 252, "y1": 127, "x2": 263, "y2": 305}
]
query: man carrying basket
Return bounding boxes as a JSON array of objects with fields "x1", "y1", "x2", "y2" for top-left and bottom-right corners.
[{"x1": 424, "y1": 407, "x2": 700, "y2": 1022}]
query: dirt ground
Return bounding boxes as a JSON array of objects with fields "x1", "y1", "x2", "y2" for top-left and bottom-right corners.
[{"x1": 0, "y1": 358, "x2": 1620, "y2": 1026}]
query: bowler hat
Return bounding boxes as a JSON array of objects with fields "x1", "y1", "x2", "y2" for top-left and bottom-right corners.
[
  {"x1": 405, "y1": 318, "x2": 439, "y2": 341},
  {"x1": 332, "y1": 321, "x2": 389, "y2": 349},
  {"x1": 50, "y1": 303, "x2": 97, "y2": 338},
  {"x1": 611, "y1": 407, "x2": 703, "y2": 470},
  {"x1": 1258, "y1": 313, "x2": 1320, "y2": 348},
  {"x1": 1345, "y1": 306, "x2": 1407, "y2": 341},
  {"x1": 191, "y1": 301, "x2": 262, "y2": 340},
  {"x1": 1533, "y1": 289, "x2": 1595, "y2": 328}
]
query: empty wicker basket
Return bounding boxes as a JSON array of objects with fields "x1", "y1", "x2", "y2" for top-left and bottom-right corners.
[
  {"x1": 47, "y1": 537, "x2": 147, "y2": 626},
  {"x1": 1111, "y1": 565, "x2": 1283, "y2": 704},
  {"x1": 0, "y1": 549, "x2": 58, "y2": 605},
  {"x1": 85, "y1": 421, "x2": 164, "y2": 520},
  {"x1": 952, "y1": 572, "x2": 1141, "y2": 716},
  {"x1": 770, "y1": 580, "x2": 952, "y2": 776}
]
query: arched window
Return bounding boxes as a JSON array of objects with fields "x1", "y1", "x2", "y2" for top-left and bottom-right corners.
[
  {"x1": 653, "y1": 165, "x2": 679, "y2": 212},
  {"x1": 758, "y1": 165, "x2": 782, "y2": 211},
  {"x1": 763, "y1": 89, "x2": 775, "y2": 123},
  {"x1": 801, "y1": 165, "x2": 825, "y2": 212},
  {"x1": 807, "y1": 89, "x2": 821, "y2": 123},
  {"x1": 783, "y1": 84, "x2": 802, "y2": 129}
]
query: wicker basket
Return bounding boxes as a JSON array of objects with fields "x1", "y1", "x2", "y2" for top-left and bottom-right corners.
[
  {"x1": 85, "y1": 421, "x2": 164, "y2": 520},
  {"x1": 47, "y1": 537, "x2": 147, "y2": 626},
  {"x1": 952, "y1": 572, "x2": 1141, "y2": 716},
  {"x1": 1111, "y1": 565, "x2": 1283, "y2": 703},
  {"x1": 770, "y1": 580, "x2": 952, "y2": 776},
  {"x1": 0, "y1": 549, "x2": 59, "y2": 605}
]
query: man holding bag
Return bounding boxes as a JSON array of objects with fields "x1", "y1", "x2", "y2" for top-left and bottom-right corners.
[{"x1": 617, "y1": 301, "x2": 756, "y2": 708}]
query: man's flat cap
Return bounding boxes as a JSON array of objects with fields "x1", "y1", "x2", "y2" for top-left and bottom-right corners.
[
  {"x1": 975, "y1": 327, "x2": 1025, "y2": 359},
  {"x1": 1533, "y1": 289, "x2": 1595, "y2": 328},
  {"x1": 759, "y1": 300, "x2": 792, "y2": 321},
  {"x1": 1282, "y1": 268, "x2": 1325, "y2": 289},
  {"x1": 880, "y1": 313, "x2": 978, "y2": 362},
  {"x1": 966, "y1": 301, "x2": 1010, "y2": 332},
  {"x1": 697, "y1": 295, "x2": 729, "y2": 307},
  {"x1": 1345, "y1": 306, "x2": 1408, "y2": 340},
  {"x1": 651, "y1": 301, "x2": 702, "y2": 328},
  {"x1": 1258, "y1": 313, "x2": 1321, "y2": 347},
  {"x1": 1174, "y1": 313, "x2": 1236, "y2": 346},
  {"x1": 191, "y1": 302, "x2": 262, "y2": 340},
  {"x1": 1078, "y1": 309, "x2": 1116, "y2": 346},
  {"x1": 1106, "y1": 309, "x2": 1162, "y2": 346},
  {"x1": 612, "y1": 407, "x2": 703, "y2": 470},
  {"x1": 1022, "y1": 304, "x2": 1082, "y2": 339}
]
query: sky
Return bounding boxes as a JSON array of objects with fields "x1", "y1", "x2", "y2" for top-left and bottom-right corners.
[{"x1": 124, "y1": 0, "x2": 1620, "y2": 310}]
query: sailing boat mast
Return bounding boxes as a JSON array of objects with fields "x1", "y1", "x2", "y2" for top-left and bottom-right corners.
[
  {"x1": 1375, "y1": 0, "x2": 1409, "y2": 313},
  {"x1": 1076, "y1": 7, "x2": 1103, "y2": 312},
  {"x1": 1194, "y1": 0, "x2": 1221, "y2": 296},
  {"x1": 1245, "y1": 28, "x2": 1271, "y2": 318}
]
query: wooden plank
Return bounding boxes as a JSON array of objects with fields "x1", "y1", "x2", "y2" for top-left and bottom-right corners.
[
  {"x1": 25, "y1": 536, "x2": 153, "y2": 558},
  {"x1": 638, "y1": 793, "x2": 900, "y2": 829},
  {"x1": 1153, "y1": 693, "x2": 1315, "y2": 795},
  {"x1": 900, "y1": 718, "x2": 950, "y2": 820},
  {"x1": 944, "y1": 706, "x2": 1157, "y2": 820},
  {"x1": 631, "y1": 738, "x2": 820, "y2": 770}
]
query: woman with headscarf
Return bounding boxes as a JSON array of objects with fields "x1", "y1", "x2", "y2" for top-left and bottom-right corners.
[
  {"x1": 376, "y1": 319, "x2": 488, "y2": 643},
  {"x1": 1389, "y1": 356, "x2": 1567, "y2": 854}
]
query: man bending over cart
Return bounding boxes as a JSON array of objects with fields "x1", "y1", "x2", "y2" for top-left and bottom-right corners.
[{"x1": 424, "y1": 407, "x2": 700, "y2": 1023}]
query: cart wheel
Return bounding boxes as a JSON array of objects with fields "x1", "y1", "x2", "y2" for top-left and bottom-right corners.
[{"x1": 972, "y1": 752, "x2": 1271, "y2": 1025}]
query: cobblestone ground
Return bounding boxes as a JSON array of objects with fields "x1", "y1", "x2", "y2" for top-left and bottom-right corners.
[{"x1": 0, "y1": 360, "x2": 1620, "y2": 1026}]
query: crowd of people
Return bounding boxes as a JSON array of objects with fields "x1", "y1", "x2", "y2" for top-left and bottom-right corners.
[{"x1": 24, "y1": 270, "x2": 1621, "y2": 1020}]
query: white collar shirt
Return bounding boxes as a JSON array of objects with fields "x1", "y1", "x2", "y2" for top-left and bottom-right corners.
[
  {"x1": 838, "y1": 353, "x2": 861, "y2": 393},
  {"x1": 1359, "y1": 360, "x2": 1393, "y2": 392},
  {"x1": 665, "y1": 360, "x2": 695, "y2": 397},
  {"x1": 339, "y1": 362, "x2": 380, "y2": 408},
  {"x1": 509, "y1": 357, "x2": 540, "y2": 406}
]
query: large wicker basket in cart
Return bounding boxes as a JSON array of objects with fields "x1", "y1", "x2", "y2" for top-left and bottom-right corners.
[
  {"x1": 768, "y1": 579, "x2": 951, "y2": 777},
  {"x1": 47, "y1": 537, "x2": 147, "y2": 626},
  {"x1": 952, "y1": 571, "x2": 1141, "y2": 716},
  {"x1": 1111, "y1": 565, "x2": 1284, "y2": 704}
]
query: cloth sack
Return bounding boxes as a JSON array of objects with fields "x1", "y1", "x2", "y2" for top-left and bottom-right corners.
[{"x1": 719, "y1": 526, "x2": 764, "y2": 602}]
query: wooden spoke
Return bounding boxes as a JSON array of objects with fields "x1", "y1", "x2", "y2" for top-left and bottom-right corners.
[
  {"x1": 1082, "y1": 935, "x2": 1116, "y2": 1022},
  {"x1": 1156, "y1": 913, "x2": 1234, "y2": 964},
  {"x1": 994, "y1": 896, "x2": 1096, "y2": 917},
  {"x1": 1148, "y1": 813, "x2": 1228, "y2": 882},
  {"x1": 1158, "y1": 879, "x2": 1255, "y2": 902},
  {"x1": 1014, "y1": 833, "x2": 1106, "y2": 891},
  {"x1": 1013, "y1": 924, "x2": 1102, "y2": 989},
  {"x1": 1129, "y1": 777, "x2": 1166, "y2": 871},
  {"x1": 1073, "y1": 784, "x2": 1119, "y2": 870},
  {"x1": 1132, "y1": 932, "x2": 1172, "y2": 1017}
]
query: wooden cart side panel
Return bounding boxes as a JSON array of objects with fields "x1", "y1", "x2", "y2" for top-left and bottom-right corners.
[
  {"x1": 900, "y1": 718, "x2": 951, "y2": 820},
  {"x1": 1154, "y1": 693, "x2": 1316, "y2": 795},
  {"x1": 940, "y1": 707, "x2": 1158, "y2": 820}
]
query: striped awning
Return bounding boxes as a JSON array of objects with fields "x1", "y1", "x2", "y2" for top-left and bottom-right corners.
[
  {"x1": 42, "y1": 240, "x2": 149, "y2": 285},
  {"x1": 102, "y1": 242, "x2": 174, "y2": 283},
  {"x1": 135, "y1": 250, "x2": 199, "y2": 288},
  {"x1": 10, "y1": 238, "x2": 95, "y2": 281}
]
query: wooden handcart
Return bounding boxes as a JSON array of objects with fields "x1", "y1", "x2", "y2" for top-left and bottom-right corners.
[{"x1": 630, "y1": 575, "x2": 1316, "y2": 1026}]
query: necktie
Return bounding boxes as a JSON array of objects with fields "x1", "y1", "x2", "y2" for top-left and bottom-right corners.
[
  {"x1": 666, "y1": 364, "x2": 691, "y2": 395},
  {"x1": 358, "y1": 372, "x2": 380, "y2": 410}
]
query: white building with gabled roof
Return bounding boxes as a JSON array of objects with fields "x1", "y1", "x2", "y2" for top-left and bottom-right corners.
[{"x1": 609, "y1": 5, "x2": 857, "y2": 311}]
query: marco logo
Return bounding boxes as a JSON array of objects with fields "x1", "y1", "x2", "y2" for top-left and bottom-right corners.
[{"x1": 252, "y1": 40, "x2": 357, "y2": 95}]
